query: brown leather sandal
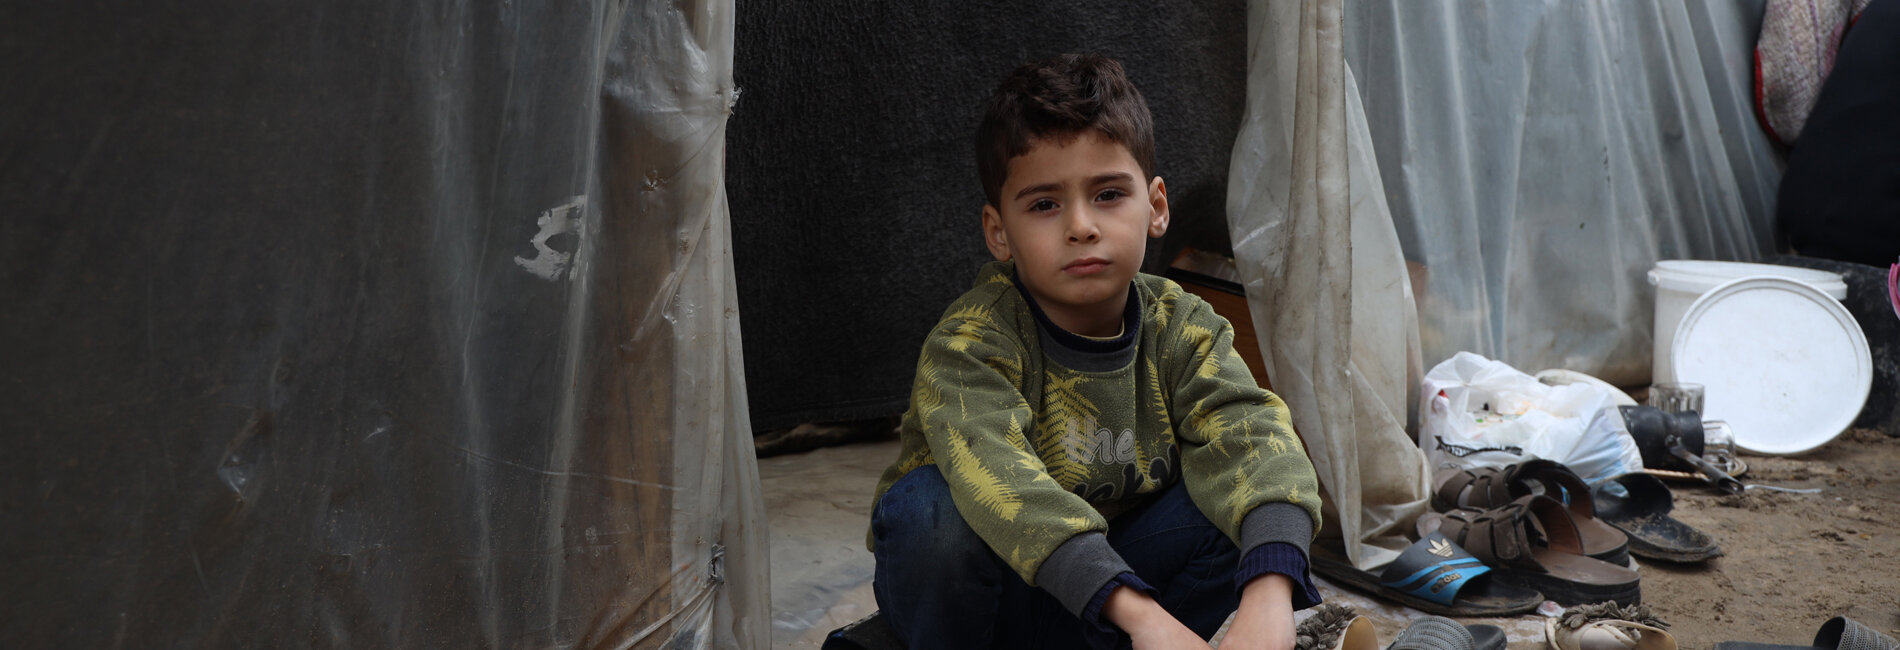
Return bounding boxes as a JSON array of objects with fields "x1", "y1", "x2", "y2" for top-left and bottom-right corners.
[
  {"x1": 1420, "y1": 495, "x2": 1641, "y2": 606},
  {"x1": 1433, "y1": 460, "x2": 1630, "y2": 566}
]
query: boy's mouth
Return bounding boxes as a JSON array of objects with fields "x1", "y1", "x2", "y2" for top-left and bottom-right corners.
[{"x1": 1064, "y1": 257, "x2": 1110, "y2": 275}]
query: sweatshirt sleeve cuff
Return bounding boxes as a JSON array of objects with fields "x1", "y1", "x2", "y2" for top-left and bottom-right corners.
[
  {"x1": 1239, "y1": 502, "x2": 1315, "y2": 557},
  {"x1": 1035, "y1": 531, "x2": 1135, "y2": 618},
  {"x1": 1235, "y1": 542, "x2": 1323, "y2": 610}
]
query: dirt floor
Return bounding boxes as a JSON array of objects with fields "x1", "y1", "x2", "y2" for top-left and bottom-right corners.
[
  {"x1": 1636, "y1": 427, "x2": 1900, "y2": 649},
  {"x1": 762, "y1": 428, "x2": 1900, "y2": 649}
]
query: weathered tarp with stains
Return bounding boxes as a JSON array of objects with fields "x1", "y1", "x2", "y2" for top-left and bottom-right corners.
[{"x1": 0, "y1": 1, "x2": 766, "y2": 647}]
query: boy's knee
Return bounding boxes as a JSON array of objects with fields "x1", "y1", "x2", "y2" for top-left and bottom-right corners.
[{"x1": 874, "y1": 466, "x2": 990, "y2": 564}]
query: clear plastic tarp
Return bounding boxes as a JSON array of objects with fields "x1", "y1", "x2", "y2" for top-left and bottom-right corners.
[
  {"x1": 1342, "y1": 0, "x2": 1783, "y2": 386},
  {"x1": 1227, "y1": 0, "x2": 1783, "y2": 568},
  {"x1": 0, "y1": 1, "x2": 766, "y2": 647}
]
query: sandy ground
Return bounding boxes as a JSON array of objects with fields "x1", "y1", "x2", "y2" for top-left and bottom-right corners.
[
  {"x1": 1638, "y1": 427, "x2": 1900, "y2": 648},
  {"x1": 762, "y1": 429, "x2": 1900, "y2": 649}
]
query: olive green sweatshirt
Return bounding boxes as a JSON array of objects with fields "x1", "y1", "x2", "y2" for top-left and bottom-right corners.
[{"x1": 869, "y1": 260, "x2": 1322, "y2": 615}]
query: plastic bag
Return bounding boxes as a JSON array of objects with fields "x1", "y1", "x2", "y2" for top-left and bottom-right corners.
[{"x1": 1419, "y1": 352, "x2": 1644, "y2": 484}]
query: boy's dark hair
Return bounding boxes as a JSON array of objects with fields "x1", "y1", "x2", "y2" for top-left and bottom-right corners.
[{"x1": 976, "y1": 54, "x2": 1156, "y2": 208}]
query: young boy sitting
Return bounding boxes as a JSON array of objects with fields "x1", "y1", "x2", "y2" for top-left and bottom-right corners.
[{"x1": 865, "y1": 54, "x2": 1323, "y2": 650}]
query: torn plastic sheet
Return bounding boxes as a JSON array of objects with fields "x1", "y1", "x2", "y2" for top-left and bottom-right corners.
[{"x1": 0, "y1": 0, "x2": 765, "y2": 647}]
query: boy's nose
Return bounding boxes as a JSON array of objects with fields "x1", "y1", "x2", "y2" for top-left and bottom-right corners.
[{"x1": 1066, "y1": 211, "x2": 1101, "y2": 243}]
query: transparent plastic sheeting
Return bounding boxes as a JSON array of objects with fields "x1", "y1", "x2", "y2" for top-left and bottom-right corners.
[
  {"x1": 1343, "y1": 0, "x2": 1783, "y2": 386},
  {"x1": 1227, "y1": 0, "x2": 1434, "y2": 571},
  {"x1": 0, "y1": 1, "x2": 766, "y2": 648}
]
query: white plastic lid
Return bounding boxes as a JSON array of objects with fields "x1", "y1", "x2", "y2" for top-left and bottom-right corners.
[
  {"x1": 1670, "y1": 276, "x2": 1872, "y2": 455},
  {"x1": 1649, "y1": 260, "x2": 1846, "y2": 299}
]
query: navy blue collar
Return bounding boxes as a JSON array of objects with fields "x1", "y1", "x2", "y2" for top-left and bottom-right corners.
[{"x1": 1011, "y1": 271, "x2": 1142, "y2": 371}]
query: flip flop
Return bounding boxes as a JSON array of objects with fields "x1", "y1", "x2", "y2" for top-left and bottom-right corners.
[
  {"x1": 1546, "y1": 602, "x2": 1677, "y2": 650},
  {"x1": 1389, "y1": 616, "x2": 1507, "y2": 650},
  {"x1": 1713, "y1": 617, "x2": 1900, "y2": 650},
  {"x1": 1293, "y1": 604, "x2": 1506, "y2": 650},
  {"x1": 1592, "y1": 473, "x2": 1723, "y2": 562},
  {"x1": 1310, "y1": 531, "x2": 1544, "y2": 617},
  {"x1": 1434, "y1": 460, "x2": 1631, "y2": 566},
  {"x1": 1420, "y1": 495, "x2": 1641, "y2": 606}
]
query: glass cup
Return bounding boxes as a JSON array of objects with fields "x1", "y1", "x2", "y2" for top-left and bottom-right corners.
[
  {"x1": 1701, "y1": 419, "x2": 1739, "y2": 472},
  {"x1": 1649, "y1": 382, "x2": 1705, "y2": 415}
]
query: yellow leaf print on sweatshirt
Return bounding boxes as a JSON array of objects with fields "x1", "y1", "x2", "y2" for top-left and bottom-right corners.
[
  {"x1": 912, "y1": 356, "x2": 949, "y2": 421},
  {"x1": 1225, "y1": 466, "x2": 1262, "y2": 523},
  {"x1": 1188, "y1": 400, "x2": 1233, "y2": 459},
  {"x1": 987, "y1": 353, "x2": 1023, "y2": 387},
  {"x1": 1262, "y1": 418, "x2": 1291, "y2": 456},
  {"x1": 1143, "y1": 358, "x2": 1170, "y2": 421},
  {"x1": 943, "y1": 305, "x2": 993, "y2": 352},
  {"x1": 945, "y1": 426, "x2": 1022, "y2": 521},
  {"x1": 1153, "y1": 282, "x2": 1183, "y2": 330},
  {"x1": 1182, "y1": 323, "x2": 1221, "y2": 378},
  {"x1": 1034, "y1": 372, "x2": 1097, "y2": 488},
  {"x1": 1239, "y1": 420, "x2": 1265, "y2": 464},
  {"x1": 1003, "y1": 414, "x2": 1046, "y2": 474}
]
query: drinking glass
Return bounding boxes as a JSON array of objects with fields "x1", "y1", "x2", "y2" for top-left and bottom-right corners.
[{"x1": 1649, "y1": 382, "x2": 1705, "y2": 415}]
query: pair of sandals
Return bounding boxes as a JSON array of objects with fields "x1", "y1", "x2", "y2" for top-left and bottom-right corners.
[
  {"x1": 1313, "y1": 460, "x2": 1639, "y2": 615},
  {"x1": 1421, "y1": 460, "x2": 1642, "y2": 607}
]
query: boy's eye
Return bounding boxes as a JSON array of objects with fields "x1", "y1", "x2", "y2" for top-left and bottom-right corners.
[
  {"x1": 1095, "y1": 189, "x2": 1126, "y2": 202},
  {"x1": 1029, "y1": 198, "x2": 1058, "y2": 212}
]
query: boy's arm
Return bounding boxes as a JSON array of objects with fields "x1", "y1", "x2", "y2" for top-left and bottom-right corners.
[
  {"x1": 909, "y1": 311, "x2": 1137, "y2": 620},
  {"x1": 1165, "y1": 296, "x2": 1324, "y2": 608},
  {"x1": 1222, "y1": 573, "x2": 1297, "y2": 650}
]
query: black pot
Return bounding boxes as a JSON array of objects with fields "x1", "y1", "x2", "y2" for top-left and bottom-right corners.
[{"x1": 1620, "y1": 405, "x2": 1705, "y2": 472}]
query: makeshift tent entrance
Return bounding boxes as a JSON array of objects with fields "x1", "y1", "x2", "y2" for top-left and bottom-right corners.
[{"x1": 2, "y1": 0, "x2": 1814, "y2": 646}]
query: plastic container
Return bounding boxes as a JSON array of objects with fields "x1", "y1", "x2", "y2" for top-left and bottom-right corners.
[
  {"x1": 1648, "y1": 260, "x2": 1846, "y2": 383},
  {"x1": 1670, "y1": 276, "x2": 1870, "y2": 454}
]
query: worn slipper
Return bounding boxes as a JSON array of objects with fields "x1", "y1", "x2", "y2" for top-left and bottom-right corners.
[
  {"x1": 1388, "y1": 615, "x2": 1507, "y2": 650},
  {"x1": 821, "y1": 610, "x2": 903, "y2": 650},
  {"x1": 1434, "y1": 459, "x2": 1631, "y2": 566},
  {"x1": 1293, "y1": 604, "x2": 1506, "y2": 650},
  {"x1": 1712, "y1": 617, "x2": 1900, "y2": 650},
  {"x1": 1296, "y1": 603, "x2": 1381, "y2": 650},
  {"x1": 1420, "y1": 495, "x2": 1641, "y2": 606},
  {"x1": 1311, "y1": 531, "x2": 1543, "y2": 617},
  {"x1": 1546, "y1": 602, "x2": 1676, "y2": 650},
  {"x1": 1593, "y1": 473, "x2": 1723, "y2": 562}
]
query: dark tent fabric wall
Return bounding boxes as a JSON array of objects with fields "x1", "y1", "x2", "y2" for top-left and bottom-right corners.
[
  {"x1": 1, "y1": 1, "x2": 766, "y2": 647},
  {"x1": 1778, "y1": 0, "x2": 1900, "y2": 268},
  {"x1": 726, "y1": 1, "x2": 1252, "y2": 432}
]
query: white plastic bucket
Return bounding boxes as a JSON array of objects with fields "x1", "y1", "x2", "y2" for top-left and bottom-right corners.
[{"x1": 1648, "y1": 260, "x2": 1846, "y2": 384}]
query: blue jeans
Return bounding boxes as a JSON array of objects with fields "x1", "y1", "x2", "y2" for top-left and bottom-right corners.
[{"x1": 871, "y1": 465, "x2": 1240, "y2": 650}]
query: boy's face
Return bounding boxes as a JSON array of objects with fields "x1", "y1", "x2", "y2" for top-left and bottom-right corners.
[{"x1": 982, "y1": 131, "x2": 1169, "y2": 335}]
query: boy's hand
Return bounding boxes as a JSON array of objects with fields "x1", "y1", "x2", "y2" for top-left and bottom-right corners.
[
  {"x1": 1103, "y1": 585, "x2": 1215, "y2": 649},
  {"x1": 1219, "y1": 573, "x2": 1296, "y2": 650}
]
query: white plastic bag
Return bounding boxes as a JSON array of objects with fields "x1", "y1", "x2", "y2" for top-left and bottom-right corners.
[{"x1": 1419, "y1": 352, "x2": 1644, "y2": 484}]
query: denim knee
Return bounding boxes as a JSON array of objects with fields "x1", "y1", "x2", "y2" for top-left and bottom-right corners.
[{"x1": 872, "y1": 465, "x2": 993, "y2": 569}]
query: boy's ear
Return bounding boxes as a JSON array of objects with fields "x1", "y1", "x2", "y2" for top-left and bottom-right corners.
[
  {"x1": 981, "y1": 204, "x2": 1012, "y2": 261},
  {"x1": 1147, "y1": 176, "x2": 1170, "y2": 238}
]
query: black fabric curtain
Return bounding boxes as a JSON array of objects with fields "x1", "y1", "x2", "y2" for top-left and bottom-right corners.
[{"x1": 728, "y1": 1, "x2": 1253, "y2": 432}]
